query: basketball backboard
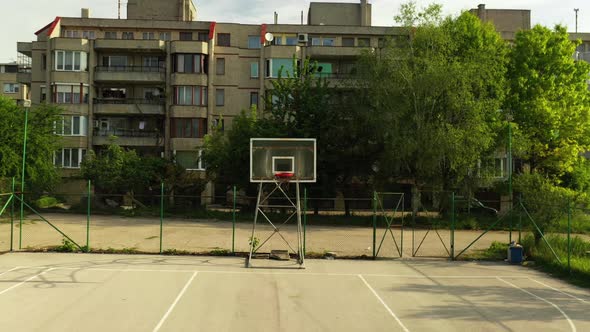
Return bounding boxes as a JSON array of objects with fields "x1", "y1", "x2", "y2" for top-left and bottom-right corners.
[{"x1": 250, "y1": 138, "x2": 316, "y2": 183}]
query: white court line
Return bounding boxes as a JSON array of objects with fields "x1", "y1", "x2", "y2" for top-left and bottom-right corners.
[
  {"x1": 0, "y1": 268, "x2": 53, "y2": 296},
  {"x1": 153, "y1": 271, "x2": 198, "y2": 332},
  {"x1": 358, "y1": 274, "x2": 410, "y2": 332},
  {"x1": 529, "y1": 278, "x2": 589, "y2": 304},
  {"x1": 0, "y1": 266, "x2": 22, "y2": 277},
  {"x1": 497, "y1": 277, "x2": 576, "y2": 332},
  {"x1": 49, "y1": 267, "x2": 531, "y2": 279}
]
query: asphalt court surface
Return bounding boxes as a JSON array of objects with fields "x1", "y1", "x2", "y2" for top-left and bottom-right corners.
[{"x1": 0, "y1": 253, "x2": 589, "y2": 331}]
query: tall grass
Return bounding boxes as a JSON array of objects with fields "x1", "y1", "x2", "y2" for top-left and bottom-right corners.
[{"x1": 521, "y1": 233, "x2": 590, "y2": 288}]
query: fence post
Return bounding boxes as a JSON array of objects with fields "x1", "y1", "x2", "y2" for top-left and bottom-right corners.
[
  {"x1": 567, "y1": 199, "x2": 572, "y2": 274},
  {"x1": 86, "y1": 180, "x2": 91, "y2": 252},
  {"x1": 518, "y1": 194, "x2": 523, "y2": 244},
  {"x1": 303, "y1": 187, "x2": 307, "y2": 255},
  {"x1": 372, "y1": 191, "x2": 377, "y2": 259},
  {"x1": 19, "y1": 107, "x2": 29, "y2": 250},
  {"x1": 159, "y1": 182, "x2": 164, "y2": 254},
  {"x1": 451, "y1": 192, "x2": 455, "y2": 260},
  {"x1": 232, "y1": 185, "x2": 236, "y2": 254},
  {"x1": 10, "y1": 177, "x2": 15, "y2": 251}
]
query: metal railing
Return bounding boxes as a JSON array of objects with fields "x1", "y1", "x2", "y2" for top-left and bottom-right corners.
[
  {"x1": 93, "y1": 98, "x2": 165, "y2": 105},
  {"x1": 93, "y1": 128, "x2": 161, "y2": 137},
  {"x1": 95, "y1": 66, "x2": 165, "y2": 73}
]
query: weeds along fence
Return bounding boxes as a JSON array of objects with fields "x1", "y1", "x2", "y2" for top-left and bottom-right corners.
[{"x1": 1, "y1": 182, "x2": 589, "y2": 278}]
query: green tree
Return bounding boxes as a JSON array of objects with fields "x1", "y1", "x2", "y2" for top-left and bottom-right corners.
[
  {"x1": 0, "y1": 97, "x2": 61, "y2": 192},
  {"x1": 81, "y1": 140, "x2": 164, "y2": 207},
  {"x1": 359, "y1": 5, "x2": 508, "y2": 204},
  {"x1": 506, "y1": 25, "x2": 590, "y2": 178}
]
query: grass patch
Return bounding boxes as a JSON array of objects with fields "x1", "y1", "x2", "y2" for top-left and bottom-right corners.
[
  {"x1": 35, "y1": 196, "x2": 60, "y2": 209},
  {"x1": 520, "y1": 234, "x2": 590, "y2": 288},
  {"x1": 463, "y1": 241, "x2": 508, "y2": 261}
]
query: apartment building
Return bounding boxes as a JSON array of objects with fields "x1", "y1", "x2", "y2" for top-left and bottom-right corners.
[
  {"x1": 15, "y1": 0, "x2": 391, "y2": 192},
  {"x1": 0, "y1": 62, "x2": 24, "y2": 101}
]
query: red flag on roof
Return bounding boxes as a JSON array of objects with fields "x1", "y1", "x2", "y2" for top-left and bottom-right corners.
[
  {"x1": 260, "y1": 24, "x2": 267, "y2": 44},
  {"x1": 209, "y1": 22, "x2": 216, "y2": 40}
]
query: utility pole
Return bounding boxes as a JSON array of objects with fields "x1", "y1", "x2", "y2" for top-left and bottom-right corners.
[{"x1": 575, "y1": 8, "x2": 579, "y2": 34}]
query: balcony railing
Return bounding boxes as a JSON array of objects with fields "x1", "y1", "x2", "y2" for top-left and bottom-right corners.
[
  {"x1": 314, "y1": 72, "x2": 355, "y2": 79},
  {"x1": 93, "y1": 129, "x2": 161, "y2": 138},
  {"x1": 94, "y1": 98, "x2": 165, "y2": 105},
  {"x1": 95, "y1": 66, "x2": 165, "y2": 73}
]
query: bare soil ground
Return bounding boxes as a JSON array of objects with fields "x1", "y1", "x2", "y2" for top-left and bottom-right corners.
[{"x1": 0, "y1": 213, "x2": 587, "y2": 258}]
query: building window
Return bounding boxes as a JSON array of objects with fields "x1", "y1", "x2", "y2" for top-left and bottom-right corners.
[
  {"x1": 3, "y1": 83, "x2": 19, "y2": 93},
  {"x1": 82, "y1": 31, "x2": 96, "y2": 39},
  {"x1": 250, "y1": 62, "x2": 259, "y2": 78},
  {"x1": 159, "y1": 32, "x2": 170, "y2": 40},
  {"x1": 342, "y1": 37, "x2": 355, "y2": 47},
  {"x1": 104, "y1": 31, "x2": 117, "y2": 39},
  {"x1": 171, "y1": 118, "x2": 207, "y2": 138},
  {"x1": 55, "y1": 51, "x2": 87, "y2": 71},
  {"x1": 54, "y1": 116, "x2": 87, "y2": 136},
  {"x1": 179, "y1": 32, "x2": 193, "y2": 41},
  {"x1": 173, "y1": 54, "x2": 206, "y2": 73},
  {"x1": 174, "y1": 86, "x2": 207, "y2": 106},
  {"x1": 266, "y1": 58, "x2": 296, "y2": 78},
  {"x1": 197, "y1": 32, "x2": 209, "y2": 42},
  {"x1": 175, "y1": 150, "x2": 205, "y2": 170},
  {"x1": 53, "y1": 84, "x2": 89, "y2": 104},
  {"x1": 248, "y1": 36, "x2": 261, "y2": 49},
  {"x1": 143, "y1": 56, "x2": 160, "y2": 68},
  {"x1": 122, "y1": 32, "x2": 134, "y2": 40},
  {"x1": 142, "y1": 32, "x2": 155, "y2": 40},
  {"x1": 216, "y1": 89, "x2": 225, "y2": 106},
  {"x1": 212, "y1": 118, "x2": 225, "y2": 131},
  {"x1": 64, "y1": 30, "x2": 80, "y2": 38},
  {"x1": 358, "y1": 38, "x2": 370, "y2": 47},
  {"x1": 216, "y1": 58, "x2": 225, "y2": 75},
  {"x1": 286, "y1": 36, "x2": 298, "y2": 45},
  {"x1": 322, "y1": 38, "x2": 335, "y2": 46},
  {"x1": 250, "y1": 92, "x2": 259, "y2": 108},
  {"x1": 54, "y1": 148, "x2": 86, "y2": 169},
  {"x1": 311, "y1": 37, "x2": 321, "y2": 46},
  {"x1": 40, "y1": 86, "x2": 47, "y2": 102},
  {"x1": 102, "y1": 55, "x2": 128, "y2": 68},
  {"x1": 42, "y1": 54, "x2": 47, "y2": 70},
  {"x1": 217, "y1": 33, "x2": 231, "y2": 46}
]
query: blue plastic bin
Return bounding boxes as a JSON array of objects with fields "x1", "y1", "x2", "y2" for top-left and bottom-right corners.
[{"x1": 509, "y1": 246, "x2": 523, "y2": 264}]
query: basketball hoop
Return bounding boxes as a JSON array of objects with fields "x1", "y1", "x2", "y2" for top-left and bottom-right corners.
[{"x1": 274, "y1": 172, "x2": 294, "y2": 182}]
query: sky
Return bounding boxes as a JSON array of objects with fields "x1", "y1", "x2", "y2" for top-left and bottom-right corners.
[{"x1": 1, "y1": 0, "x2": 589, "y2": 63}]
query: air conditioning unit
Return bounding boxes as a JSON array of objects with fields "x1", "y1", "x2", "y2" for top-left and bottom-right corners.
[{"x1": 297, "y1": 33, "x2": 308, "y2": 43}]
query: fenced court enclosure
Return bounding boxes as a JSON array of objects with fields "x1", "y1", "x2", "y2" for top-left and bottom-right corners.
[{"x1": 0, "y1": 253, "x2": 588, "y2": 331}]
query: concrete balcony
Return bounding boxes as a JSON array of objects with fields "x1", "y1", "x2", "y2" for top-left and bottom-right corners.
[
  {"x1": 17, "y1": 42, "x2": 32, "y2": 56},
  {"x1": 170, "y1": 41, "x2": 208, "y2": 54},
  {"x1": 94, "y1": 66, "x2": 166, "y2": 83},
  {"x1": 94, "y1": 39, "x2": 166, "y2": 52},
  {"x1": 17, "y1": 71, "x2": 31, "y2": 85},
  {"x1": 93, "y1": 129, "x2": 164, "y2": 147},
  {"x1": 306, "y1": 46, "x2": 373, "y2": 59},
  {"x1": 93, "y1": 98, "x2": 166, "y2": 115},
  {"x1": 170, "y1": 138, "x2": 204, "y2": 151},
  {"x1": 264, "y1": 45, "x2": 301, "y2": 58},
  {"x1": 170, "y1": 73, "x2": 208, "y2": 86},
  {"x1": 50, "y1": 38, "x2": 90, "y2": 52},
  {"x1": 52, "y1": 71, "x2": 90, "y2": 83}
]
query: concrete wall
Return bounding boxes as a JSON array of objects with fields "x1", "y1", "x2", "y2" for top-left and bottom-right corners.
[
  {"x1": 127, "y1": 0, "x2": 196, "y2": 21},
  {"x1": 308, "y1": 2, "x2": 372, "y2": 27},
  {"x1": 470, "y1": 4, "x2": 530, "y2": 36}
]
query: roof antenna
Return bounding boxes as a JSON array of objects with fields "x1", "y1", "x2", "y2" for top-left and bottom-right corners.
[
  {"x1": 301, "y1": 10, "x2": 303, "y2": 25},
  {"x1": 118, "y1": 0, "x2": 121, "y2": 19}
]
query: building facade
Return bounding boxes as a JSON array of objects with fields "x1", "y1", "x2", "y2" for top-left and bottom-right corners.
[{"x1": 16, "y1": 0, "x2": 391, "y2": 190}]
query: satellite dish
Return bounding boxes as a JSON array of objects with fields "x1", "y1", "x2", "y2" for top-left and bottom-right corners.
[{"x1": 264, "y1": 32, "x2": 274, "y2": 42}]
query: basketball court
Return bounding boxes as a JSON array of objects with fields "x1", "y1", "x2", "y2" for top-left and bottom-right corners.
[{"x1": 0, "y1": 252, "x2": 588, "y2": 331}]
